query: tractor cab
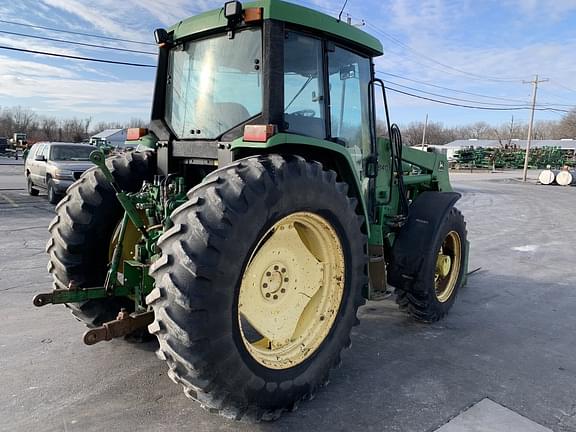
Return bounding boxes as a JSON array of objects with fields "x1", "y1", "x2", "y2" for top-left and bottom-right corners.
[{"x1": 147, "y1": 0, "x2": 385, "y2": 185}]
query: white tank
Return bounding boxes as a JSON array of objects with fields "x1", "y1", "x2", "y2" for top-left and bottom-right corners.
[
  {"x1": 538, "y1": 169, "x2": 556, "y2": 185},
  {"x1": 556, "y1": 170, "x2": 574, "y2": 186}
]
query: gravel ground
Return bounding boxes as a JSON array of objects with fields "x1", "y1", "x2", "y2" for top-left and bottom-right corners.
[{"x1": 0, "y1": 163, "x2": 575, "y2": 432}]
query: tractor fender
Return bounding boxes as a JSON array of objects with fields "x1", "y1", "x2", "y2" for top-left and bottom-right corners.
[{"x1": 387, "y1": 191, "x2": 461, "y2": 294}]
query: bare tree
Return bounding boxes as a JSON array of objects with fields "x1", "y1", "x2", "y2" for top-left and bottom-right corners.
[
  {"x1": 41, "y1": 118, "x2": 59, "y2": 141},
  {"x1": 11, "y1": 106, "x2": 37, "y2": 132},
  {"x1": 556, "y1": 109, "x2": 576, "y2": 139}
]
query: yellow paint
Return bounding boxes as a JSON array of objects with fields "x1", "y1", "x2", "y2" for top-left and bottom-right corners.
[
  {"x1": 109, "y1": 218, "x2": 141, "y2": 273},
  {"x1": 238, "y1": 212, "x2": 345, "y2": 370},
  {"x1": 434, "y1": 230, "x2": 462, "y2": 303}
]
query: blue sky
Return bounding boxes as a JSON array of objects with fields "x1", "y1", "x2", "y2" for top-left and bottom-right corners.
[{"x1": 0, "y1": 0, "x2": 575, "y2": 127}]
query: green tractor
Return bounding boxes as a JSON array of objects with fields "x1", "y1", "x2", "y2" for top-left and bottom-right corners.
[{"x1": 35, "y1": 0, "x2": 468, "y2": 421}]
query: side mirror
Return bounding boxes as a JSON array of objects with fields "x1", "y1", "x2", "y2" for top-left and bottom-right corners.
[
  {"x1": 340, "y1": 64, "x2": 356, "y2": 80},
  {"x1": 35, "y1": 155, "x2": 46, "y2": 162}
]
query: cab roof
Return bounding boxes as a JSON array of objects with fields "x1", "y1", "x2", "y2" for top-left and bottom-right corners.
[{"x1": 169, "y1": 0, "x2": 383, "y2": 56}]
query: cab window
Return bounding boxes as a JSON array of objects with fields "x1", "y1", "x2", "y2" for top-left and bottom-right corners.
[{"x1": 284, "y1": 32, "x2": 325, "y2": 139}]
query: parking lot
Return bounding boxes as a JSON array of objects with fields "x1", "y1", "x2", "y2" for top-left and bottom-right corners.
[{"x1": 1, "y1": 159, "x2": 575, "y2": 432}]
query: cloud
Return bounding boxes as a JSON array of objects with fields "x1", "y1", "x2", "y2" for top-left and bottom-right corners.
[
  {"x1": 0, "y1": 55, "x2": 77, "y2": 78},
  {"x1": 0, "y1": 75, "x2": 153, "y2": 117},
  {"x1": 40, "y1": 0, "x2": 150, "y2": 42},
  {"x1": 130, "y1": 0, "x2": 220, "y2": 25},
  {"x1": 506, "y1": 0, "x2": 576, "y2": 20}
]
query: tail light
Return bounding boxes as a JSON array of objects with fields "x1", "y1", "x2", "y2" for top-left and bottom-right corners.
[
  {"x1": 127, "y1": 128, "x2": 148, "y2": 141},
  {"x1": 243, "y1": 125, "x2": 276, "y2": 142}
]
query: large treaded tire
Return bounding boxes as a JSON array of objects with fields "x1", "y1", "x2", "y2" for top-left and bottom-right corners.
[
  {"x1": 395, "y1": 208, "x2": 467, "y2": 322},
  {"x1": 46, "y1": 151, "x2": 155, "y2": 327},
  {"x1": 147, "y1": 155, "x2": 367, "y2": 421}
]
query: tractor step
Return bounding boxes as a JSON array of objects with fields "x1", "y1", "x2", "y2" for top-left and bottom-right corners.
[{"x1": 82, "y1": 310, "x2": 154, "y2": 345}]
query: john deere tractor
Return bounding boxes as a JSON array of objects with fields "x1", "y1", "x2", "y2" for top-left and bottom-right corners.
[{"x1": 34, "y1": 0, "x2": 468, "y2": 421}]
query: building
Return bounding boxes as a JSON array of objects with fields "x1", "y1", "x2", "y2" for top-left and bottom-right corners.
[
  {"x1": 89, "y1": 129, "x2": 127, "y2": 148},
  {"x1": 425, "y1": 139, "x2": 576, "y2": 161}
]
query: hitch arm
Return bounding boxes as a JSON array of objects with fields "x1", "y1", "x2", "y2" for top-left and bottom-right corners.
[
  {"x1": 83, "y1": 310, "x2": 154, "y2": 345},
  {"x1": 33, "y1": 284, "x2": 132, "y2": 307}
]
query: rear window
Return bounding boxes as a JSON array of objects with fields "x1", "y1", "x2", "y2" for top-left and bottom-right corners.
[{"x1": 50, "y1": 145, "x2": 94, "y2": 161}]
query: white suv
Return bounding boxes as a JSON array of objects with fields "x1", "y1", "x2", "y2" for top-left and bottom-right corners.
[{"x1": 25, "y1": 142, "x2": 95, "y2": 204}]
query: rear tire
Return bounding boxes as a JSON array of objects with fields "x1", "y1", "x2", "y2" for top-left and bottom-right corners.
[
  {"x1": 27, "y1": 176, "x2": 39, "y2": 196},
  {"x1": 46, "y1": 151, "x2": 155, "y2": 327},
  {"x1": 148, "y1": 155, "x2": 367, "y2": 420},
  {"x1": 395, "y1": 208, "x2": 467, "y2": 322}
]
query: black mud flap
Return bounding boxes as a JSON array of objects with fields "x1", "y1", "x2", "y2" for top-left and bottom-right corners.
[{"x1": 387, "y1": 191, "x2": 461, "y2": 294}]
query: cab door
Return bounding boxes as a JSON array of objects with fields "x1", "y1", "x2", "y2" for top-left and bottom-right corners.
[{"x1": 326, "y1": 45, "x2": 374, "y2": 203}]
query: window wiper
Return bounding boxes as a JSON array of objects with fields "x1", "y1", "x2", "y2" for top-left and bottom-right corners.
[{"x1": 285, "y1": 75, "x2": 314, "y2": 111}]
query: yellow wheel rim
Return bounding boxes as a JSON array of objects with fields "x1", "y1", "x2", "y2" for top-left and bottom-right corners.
[
  {"x1": 238, "y1": 212, "x2": 345, "y2": 370},
  {"x1": 434, "y1": 230, "x2": 462, "y2": 303}
]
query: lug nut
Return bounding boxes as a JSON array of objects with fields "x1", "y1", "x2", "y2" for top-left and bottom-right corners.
[
  {"x1": 284, "y1": 278, "x2": 289, "y2": 282},
  {"x1": 273, "y1": 295, "x2": 278, "y2": 300},
  {"x1": 280, "y1": 288, "x2": 286, "y2": 293},
  {"x1": 263, "y1": 283, "x2": 268, "y2": 288},
  {"x1": 274, "y1": 265, "x2": 279, "y2": 271},
  {"x1": 266, "y1": 272, "x2": 271, "y2": 277},
  {"x1": 266, "y1": 293, "x2": 271, "y2": 298}
]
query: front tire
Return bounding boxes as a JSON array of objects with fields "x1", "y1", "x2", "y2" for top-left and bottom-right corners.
[
  {"x1": 148, "y1": 155, "x2": 367, "y2": 420},
  {"x1": 47, "y1": 179, "x2": 61, "y2": 204},
  {"x1": 395, "y1": 208, "x2": 467, "y2": 322}
]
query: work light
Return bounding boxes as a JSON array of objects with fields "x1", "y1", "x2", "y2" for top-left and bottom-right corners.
[{"x1": 224, "y1": 1, "x2": 242, "y2": 19}]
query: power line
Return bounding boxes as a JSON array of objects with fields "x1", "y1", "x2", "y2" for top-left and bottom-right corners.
[
  {"x1": 378, "y1": 71, "x2": 531, "y2": 104},
  {"x1": 0, "y1": 19, "x2": 153, "y2": 46},
  {"x1": 380, "y1": 75, "x2": 573, "y2": 111},
  {"x1": 549, "y1": 81, "x2": 576, "y2": 98},
  {"x1": 366, "y1": 22, "x2": 526, "y2": 84},
  {"x1": 0, "y1": 30, "x2": 157, "y2": 55},
  {"x1": 385, "y1": 85, "x2": 569, "y2": 113},
  {"x1": 0, "y1": 45, "x2": 156, "y2": 67},
  {"x1": 380, "y1": 77, "x2": 530, "y2": 107}
]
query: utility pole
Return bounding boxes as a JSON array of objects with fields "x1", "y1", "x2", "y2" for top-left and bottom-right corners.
[
  {"x1": 522, "y1": 75, "x2": 548, "y2": 182},
  {"x1": 421, "y1": 113, "x2": 428, "y2": 149}
]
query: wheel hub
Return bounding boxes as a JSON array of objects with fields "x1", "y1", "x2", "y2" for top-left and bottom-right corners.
[
  {"x1": 434, "y1": 231, "x2": 462, "y2": 303},
  {"x1": 436, "y1": 254, "x2": 452, "y2": 278},
  {"x1": 260, "y1": 263, "x2": 289, "y2": 300}
]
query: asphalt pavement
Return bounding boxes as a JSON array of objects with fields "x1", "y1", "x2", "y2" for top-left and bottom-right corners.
[{"x1": 1, "y1": 160, "x2": 575, "y2": 432}]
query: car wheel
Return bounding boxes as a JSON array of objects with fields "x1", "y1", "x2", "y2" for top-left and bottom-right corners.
[
  {"x1": 47, "y1": 179, "x2": 61, "y2": 204},
  {"x1": 27, "y1": 176, "x2": 39, "y2": 196}
]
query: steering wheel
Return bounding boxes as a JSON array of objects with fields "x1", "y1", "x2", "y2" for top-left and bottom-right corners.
[{"x1": 290, "y1": 109, "x2": 316, "y2": 117}]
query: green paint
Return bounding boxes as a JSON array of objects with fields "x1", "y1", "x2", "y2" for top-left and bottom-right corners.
[
  {"x1": 170, "y1": 0, "x2": 382, "y2": 55},
  {"x1": 125, "y1": 133, "x2": 158, "y2": 150}
]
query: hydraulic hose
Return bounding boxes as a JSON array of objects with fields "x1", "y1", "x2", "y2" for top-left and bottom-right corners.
[{"x1": 390, "y1": 124, "x2": 410, "y2": 218}]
